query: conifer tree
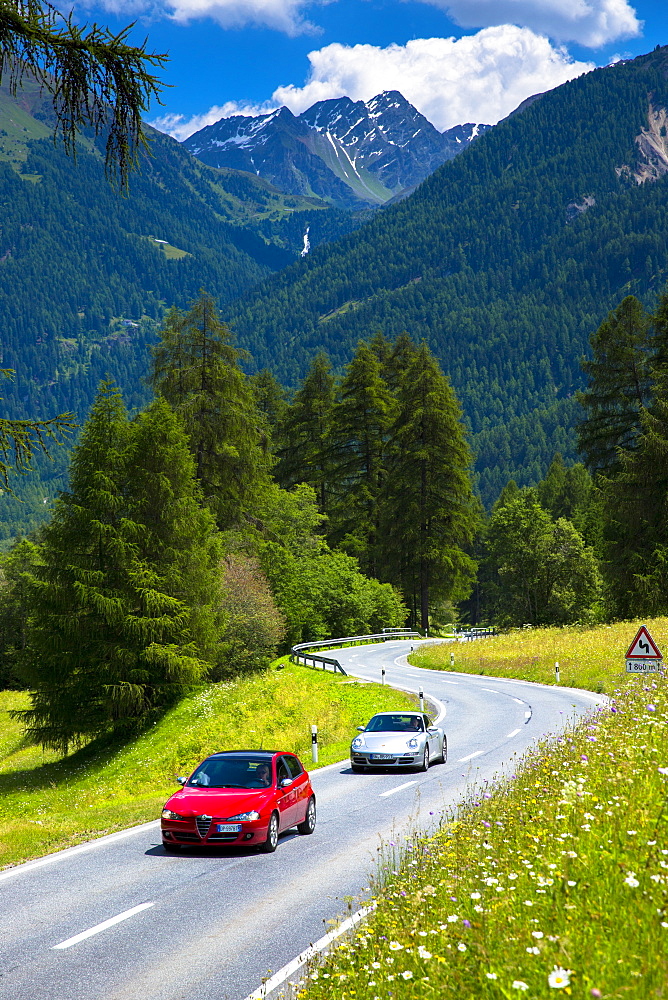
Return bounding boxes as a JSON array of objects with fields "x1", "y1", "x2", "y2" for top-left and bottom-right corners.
[
  {"x1": 0, "y1": 539, "x2": 42, "y2": 689},
  {"x1": 149, "y1": 291, "x2": 271, "y2": 529},
  {"x1": 600, "y1": 369, "x2": 668, "y2": 617},
  {"x1": 18, "y1": 385, "x2": 221, "y2": 751},
  {"x1": 2, "y1": 0, "x2": 166, "y2": 185},
  {"x1": 384, "y1": 332, "x2": 419, "y2": 392},
  {"x1": 380, "y1": 343, "x2": 479, "y2": 629},
  {"x1": 275, "y1": 352, "x2": 336, "y2": 513},
  {"x1": 328, "y1": 341, "x2": 395, "y2": 575},
  {"x1": 577, "y1": 296, "x2": 653, "y2": 475}
]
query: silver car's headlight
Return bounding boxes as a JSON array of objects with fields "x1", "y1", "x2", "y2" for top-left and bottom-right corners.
[
  {"x1": 352, "y1": 736, "x2": 365, "y2": 749},
  {"x1": 407, "y1": 738, "x2": 419, "y2": 749},
  {"x1": 162, "y1": 809, "x2": 186, "y2": 821},
  {"x1": 226, "y1": 811, "x2": 260, "y2": 822}
]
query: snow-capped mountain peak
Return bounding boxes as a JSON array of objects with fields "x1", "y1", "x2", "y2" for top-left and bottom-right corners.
[{"x1": 183, "y1": 92, "x2": 490, "y2": 208}]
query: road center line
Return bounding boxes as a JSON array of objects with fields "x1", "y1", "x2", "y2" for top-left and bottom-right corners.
[
  {"x1": 52, "y1": 902, "x2": 155, "y2": 950},
  {"x1": 458, "y1": 750, "x2": 484, "y2": 762},
  {"x1": 379, "y1": 781, "x2": 417, "y2": 798},
  {"x1": 512, "y1": 698, "x2": 524, "y2": 705},
  {"x1": 480, "y1": 687, "x2": 499, "y2": 693},
  {"x1": 506, "y1": 728, "x2": 521, "y2": 739}
]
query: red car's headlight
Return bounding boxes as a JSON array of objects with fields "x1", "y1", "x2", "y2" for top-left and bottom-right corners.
[
  {"x1": 226, "y1": 811, "x2": 261, "y2": 822},
  {"x1": 162, "y1": 809, "x2": 187, "y2": 821}
]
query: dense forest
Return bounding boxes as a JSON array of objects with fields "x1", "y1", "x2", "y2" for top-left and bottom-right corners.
[
  {"x1": 6, "y1": 277, "x2": 668, "y2": 750},
  {"x1": 225, "y1": 46, "x2": 668, "y2": 503},
  {"x1": 0, "y1": 295, "x2": 415, "y2": 748}
]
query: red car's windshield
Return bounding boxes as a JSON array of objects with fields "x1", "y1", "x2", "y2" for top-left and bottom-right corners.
[{"x1": 188, "y1": 756, "x2": 273, "y2": 789}]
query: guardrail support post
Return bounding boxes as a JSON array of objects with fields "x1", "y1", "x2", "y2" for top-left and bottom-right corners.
[{"x1": 311, "y1": 724, "x2": 319, "y2": 763}]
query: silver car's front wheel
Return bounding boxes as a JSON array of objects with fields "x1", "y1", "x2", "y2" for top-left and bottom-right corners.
[{"x1": 417, "y1": 746, "x2": 429, "y2": 772}]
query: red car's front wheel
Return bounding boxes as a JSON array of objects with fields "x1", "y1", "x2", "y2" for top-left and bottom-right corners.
[
  {"x1": 297, "y1": 796, "x2": 316, "y2": 835},
  {"x1": 261, "y1": 812, "x2": 280, "y2": 853}
]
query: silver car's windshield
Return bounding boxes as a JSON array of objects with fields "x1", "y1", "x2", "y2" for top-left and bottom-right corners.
[
  {"x1": 188, "y1": 756, "x2": 273, "y2": 789},
  {"x1": 365, "y1": 714, "x2": 425, "y2": 733}
]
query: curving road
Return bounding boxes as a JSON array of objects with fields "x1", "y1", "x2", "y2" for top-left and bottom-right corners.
[{"x1": 0, "y1": 641, "x2": 605, "y2": 1000}]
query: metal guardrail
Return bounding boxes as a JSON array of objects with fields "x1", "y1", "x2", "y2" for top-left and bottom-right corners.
[
  {"x1": 453, "y1": 626, "x2": 496, "y2": 640},
  {"x1": 290, "y1": 630, "x2": 423, "y2": 674}
]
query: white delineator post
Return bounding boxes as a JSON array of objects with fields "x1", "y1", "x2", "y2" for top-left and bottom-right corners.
[
  {"x1": 555, "y1": 661, "x2": 560, "y2": 684},
  {"x1": 381, "y1": 667, "x2": 385, "y2": 685},
  {"x1": 311, "y1": 724, "x2": 318, "y2": 764},
  {"x1": 419, "y1": 687, "x2": 424, "y2": 711}
]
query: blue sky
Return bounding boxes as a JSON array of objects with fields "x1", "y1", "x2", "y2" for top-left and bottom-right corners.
[{"x1": 72, "y1": 0, "x2": 668, "y2": 137}]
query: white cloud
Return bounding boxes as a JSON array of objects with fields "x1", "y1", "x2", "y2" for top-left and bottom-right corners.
[
  {"x1": 424, "y1": 0, "x2": 642, "y2": 48},
  {"x1": 273, "y1": 26, "x2": 596, "y2": 131},
  {"x1": 79, "y1": 0, "x2": 318, "y2": 34},
  {"x1": 150, "y1": 100, "x2": 277, "y2": 140}
]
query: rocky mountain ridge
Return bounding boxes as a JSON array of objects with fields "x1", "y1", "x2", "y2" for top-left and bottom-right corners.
[{"x1": 183, "y1": 91, "x2": 490, "y2": 208}]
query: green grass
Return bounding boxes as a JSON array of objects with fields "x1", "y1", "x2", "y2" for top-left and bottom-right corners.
[
  {"x1": 411, "y1": 617, "x2": 668, "y2": 694},
  {"x1": 300, "y1": 622, "x2": 668, "y2": 1000},
  {"x1": 0, "y1": 659, "x2": 414, "y2": 870},
  {"x1": 144, "y1": 236, "x2": 191, "y2": 259}
]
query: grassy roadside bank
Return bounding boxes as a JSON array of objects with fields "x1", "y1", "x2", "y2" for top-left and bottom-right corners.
[
  {"x1": 300, "y1": 621, "x2": 668, "y2": 1000},
  {"x1": 410, "y1": 617, "x2": 668, "y2": 694},
  {"x1": 0, "y1": 659, "x2": 414, "y2": 870}
]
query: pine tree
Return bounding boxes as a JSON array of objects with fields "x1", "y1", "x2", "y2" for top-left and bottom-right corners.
[
  {"x1": 148, "y1": 291, "x2": 271, "y2": 529},
  {"x1": 275, "y1": 352, "x2": 336, "y2": 513},
  {"x1": 328, "y1": 341, "x2": 395, "y2": 576},
  {"x1": 380, "y1": 343, "x2": 479, "y2": 630},
  {"x1": 600, "y1": 369, "x2": 668, "y2": 617},
  {"x1": 17, "y1": 385, "x2": 221, "y2": 751},
  {"x1": 577, "y1": 296, "x2": 653, "y2": 475}
]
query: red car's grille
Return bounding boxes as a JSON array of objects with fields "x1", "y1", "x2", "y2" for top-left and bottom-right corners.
[{"x1": 196, "y1": 815, "x2": 212, "y2": 838}]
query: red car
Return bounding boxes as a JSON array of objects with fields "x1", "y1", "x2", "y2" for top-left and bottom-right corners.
[{"x1": 161, "y1": 750, "x2": 316, "y2": 854}]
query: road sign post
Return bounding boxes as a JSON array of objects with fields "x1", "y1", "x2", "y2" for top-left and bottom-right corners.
[{"x1": 625, "y1": 625, "x2": 663, "y2": 674}]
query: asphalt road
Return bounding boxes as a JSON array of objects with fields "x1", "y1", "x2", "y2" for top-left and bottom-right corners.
[{"x1": 1, "y1": 640, "x2": 605, "y2": 1000}]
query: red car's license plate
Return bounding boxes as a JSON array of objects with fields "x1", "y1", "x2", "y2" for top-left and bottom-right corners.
[{"x1": 216, "y1": 823, "x2": 242, "y2": 833}]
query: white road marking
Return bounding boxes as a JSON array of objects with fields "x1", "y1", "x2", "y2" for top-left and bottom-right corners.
[
  {"x1": 458, "y1": 751, "x2": 484, "y2": 762},
  {"x1": 242, "y1": 903, "x2": 376, "y2": 1000},
  {"x1": 0, "y1": 821, "x2": 160, "y2": 883},
  {"x1": 52, "y1": 902, "x2": 155, "y2": 950},
  {"x1": 512, "y1": 698, "x2": 524, "y2": 704},
  {"x1": 379, "y1": 781, "x2": 417, "y2": 798},
  {"x1": 506, "y1": 729, "x2": 521, "y2": 739},
  {"x1": 480, "y1": 687, "x2": 499, "y2": 693},
  {"x1": 524, "y1": 711, "x2": 532, "y2": 719}
]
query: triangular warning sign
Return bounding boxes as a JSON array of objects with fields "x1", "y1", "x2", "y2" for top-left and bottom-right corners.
[{"x1": 626, "y1": 625, "x2": 663, "y2": 660}]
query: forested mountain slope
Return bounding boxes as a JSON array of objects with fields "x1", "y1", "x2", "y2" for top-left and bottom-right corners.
[
  {"x1": 0, "y1": 90, "x2": 359, "y2": 538},
  {"x1": 224, "y1": 46, "x2": 668, "y2": 503}
]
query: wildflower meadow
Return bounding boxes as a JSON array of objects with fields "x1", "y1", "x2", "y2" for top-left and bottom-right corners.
[{"x1": 301, "y1": 622, "x2": 668, "y2": 1000}]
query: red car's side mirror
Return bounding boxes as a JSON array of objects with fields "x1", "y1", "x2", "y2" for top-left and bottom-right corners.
[{"x1": 279, "y1": 778, "x2": 292, "y2": 788}]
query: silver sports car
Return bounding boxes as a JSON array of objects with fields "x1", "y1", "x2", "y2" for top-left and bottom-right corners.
[{"x1": 350, "y1": 711, "x2": 447, "y2": 772}]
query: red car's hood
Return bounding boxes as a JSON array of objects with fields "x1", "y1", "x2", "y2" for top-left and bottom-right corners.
[{"x1": 164, "y1": 787, "x2": 274, "y2": 817}]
